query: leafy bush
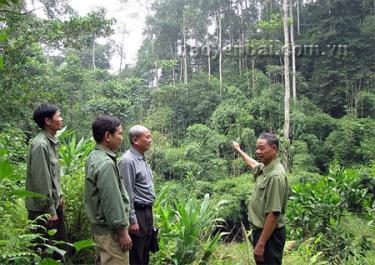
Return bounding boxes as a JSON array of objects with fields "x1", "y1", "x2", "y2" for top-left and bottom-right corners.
[
  {"x1": 325, "y1": 116, "x2": 375, "y2": 166},
  {"x1": 149, "y1": 75, "x2": 221, "y2": 140},
  {"x1": 153, "y1": 173, "x2": 254, "y2": 241},
  {"x1": 0, "y1": 125, "x2": 28, "y2": 164},
  {"x1": 151, "y1": 184, "x2": 227, "y2": 265},
  {"x1": 204, "y1": 174, "x2": 254, "y2": 227},
  {"x1": 287, "y1": 163, "x2": 374, "y2": 263},
  {"x1": 284, "y1": 235, "x2": 328, "y2": 265},
  {"x1": 57, "y1": 128, "x2": 95, "y2": 176},
  {"x1": 0, "y1": 151, "x2": 55, "y2": 264},
  {"x1": 151, "y1": 125, "x2": 229, "y2": 180},
  {"x1": 57, "y1": 130, "x2": 95, "y2": 264},
  {"x1": 290, "y1": 140, "x2": 318, "y2": 174},
  {"x1": 0, "y1": 141, "x2": 95, "y2": 264}
]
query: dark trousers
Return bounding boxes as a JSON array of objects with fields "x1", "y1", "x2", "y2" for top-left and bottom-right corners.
[
  {"x1": 130, "y1": 205, "x2": 153, "y2": 265},
  {"x1": 28, "y1": 205, "x2": 68, "y2": 260},
  {"x1": 252, "y1": 226, "x2": 286, "y2": 265}
]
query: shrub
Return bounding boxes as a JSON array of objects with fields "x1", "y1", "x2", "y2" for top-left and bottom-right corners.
[
  {"x1": 151, "y1": 184, "x2": 226, "y2": 265},
  {"x1": 58, "y1": 130, "x2": 95, "y2": 264},
  {"x1": 0, "y1": 125, "x2": 28, "y2": 164},
  {"x1": 287, "y1": 163, "x2": 374, "y2": 263},
  {"x1": 325, "y1": 116, "x2": 375, "y2": 166},
  {"x1": 57, "y1": 128, "x2": 95, "y2": 176}
]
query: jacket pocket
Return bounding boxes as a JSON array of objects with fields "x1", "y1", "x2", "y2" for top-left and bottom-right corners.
[
  {"x1": 255, "y1": 181, "x2": 267, "y2": 199},
  {"x1": 50, "y1": 158, "x2": 59, "y2": 177}
]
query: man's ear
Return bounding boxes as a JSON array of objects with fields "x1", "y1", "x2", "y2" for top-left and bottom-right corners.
[
  {"x1": 104, "y1": 131, "x2": 111, "y2": 142},
  {"x1": 272, "y1": 144, "x2": 278, "y2": 152},
  {"x1": 45, "y1": 117, "x2": 51, "y2": 126}
]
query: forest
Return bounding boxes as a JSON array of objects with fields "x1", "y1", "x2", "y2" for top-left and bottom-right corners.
[{"x1": 0, "y1": 0, "x2": 374, "y2": 264}]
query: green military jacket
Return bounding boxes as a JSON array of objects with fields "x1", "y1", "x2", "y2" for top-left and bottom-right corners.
[
  {"x1": 248, "y1": 158, "x2": 289, "y2": 229},
  {"x1": 84, "y1": 145, "x2": 130, "y2": 235},
  {"x1": 25, "y1": 131, "x2": 61, "y2": 215}
]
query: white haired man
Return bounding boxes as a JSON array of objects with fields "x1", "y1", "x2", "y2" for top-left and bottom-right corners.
[{"x1": 118, "y1": 125, "x2": 155, "y2": 265}]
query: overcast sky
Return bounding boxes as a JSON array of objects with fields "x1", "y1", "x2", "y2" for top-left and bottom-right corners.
[{"x1": 30, "y1": 0, "x2": 148, "y2": 72}]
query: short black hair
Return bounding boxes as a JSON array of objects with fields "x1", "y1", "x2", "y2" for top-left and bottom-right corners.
[
  {"x1": 33, "y1": 103, "x2": 59, "y2": 129},
  {"x1": 259, "y1": 132, "x2": 279, "y2": 151},
  {"x1": 92, "y1": 115, "x2": 122, "y2": 143}
]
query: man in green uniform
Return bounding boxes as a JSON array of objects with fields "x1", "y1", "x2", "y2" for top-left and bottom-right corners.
[
  {"x1": 26, "y1": 103, "x2": 67, "y2": 259},
  {"x1": 85, "y1": 115, "x2": 132, "y2": 265},
  {"x1": 232, "y1": 132, "x2": 288, "y2": 265}
]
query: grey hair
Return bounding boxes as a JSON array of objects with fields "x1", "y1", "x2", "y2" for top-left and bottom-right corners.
[
  {"x1": 128, "y1": 125, "x2": 149, "y2": 144},
  {"x1": 258, "y1": 132, "x2": 279, "y2": 151}
]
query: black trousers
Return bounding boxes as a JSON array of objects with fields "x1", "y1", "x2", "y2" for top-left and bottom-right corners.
[
  {"x1": 28, "y1": 205, "x2": 68, "y2": 260},
  {"x1": 252, "y1": 226, "x2": 286, "y2": 265},
  {"x1": 130, "y1": 205, "x2": 153, "y2": 265}
]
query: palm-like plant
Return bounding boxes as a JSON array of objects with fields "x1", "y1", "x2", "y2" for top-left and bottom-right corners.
[
  {"x1": 153, "y1": 184, "x2": 227, "y2": 265},
  {"x1": 57, "y1": 128, "x2": 95, "y2": 176}
]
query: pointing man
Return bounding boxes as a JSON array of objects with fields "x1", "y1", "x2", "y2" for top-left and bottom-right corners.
[{"x1": 233, "y1": 132, "x2": 288, "y2": 265}]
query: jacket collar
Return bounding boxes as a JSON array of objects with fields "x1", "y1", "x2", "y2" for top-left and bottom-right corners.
[
  {"x1": 42, "y1": 130, "x2": 59, "y2": 145},
  {"x1": 95, "y1": 144, "x2": 117, "y2": 161},
  {"x1": 130, "y1": 146, "x2": 145, "y2": 160},
  {"x1": 262, "y1": 158, "x2": 281, "y2": 174}
]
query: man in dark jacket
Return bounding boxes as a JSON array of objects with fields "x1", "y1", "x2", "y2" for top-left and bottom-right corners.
[
  {"x1": 85, "y1": 115, "x2": 132, "y2": 265},
  {"x1": 26, "y1": 103, "x2": 67, "y2": 259}
]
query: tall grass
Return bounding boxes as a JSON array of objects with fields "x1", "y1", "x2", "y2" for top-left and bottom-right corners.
[{"x1": 152, "y1": 184, "x2": 227, "y2": 264}]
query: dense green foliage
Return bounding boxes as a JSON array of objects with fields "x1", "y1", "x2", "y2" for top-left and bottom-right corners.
[{"x1": 0, "y1": 0, "x2": 374, "y2": 264}]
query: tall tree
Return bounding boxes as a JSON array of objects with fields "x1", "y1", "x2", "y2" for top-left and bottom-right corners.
[
  {"x1": 182, "y1": 11, "x2": 188, "y2": 84},
  {"x1": 218, "y1": 10, "x2": 223, "y2": 95},
  {"x1": 283, "y1": 0, "x2": 291, "y2": 170},
  {"x1": 290, "y1": 0, "x2": 297, "y2": 101}
]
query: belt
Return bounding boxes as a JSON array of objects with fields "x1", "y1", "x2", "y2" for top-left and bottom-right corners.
[
  {"x1": 252, "y1": 225, "x2": 285, "y2": 232},
  {"x1": 134, "y1": 202, "x2": 152, "y2": 209}
]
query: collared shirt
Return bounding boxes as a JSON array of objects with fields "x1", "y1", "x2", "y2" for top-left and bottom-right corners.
[
  {"x1": 26, "y1": 130, "x2": 61, "y2": 215},
  {"x1": 118, "y1": 147, "x2": 155, "y2": 225},
  {"x1": 84, "y1": 145, "x2": 130, "y2": 235},
  {"x1": 248, "y1": 158, "x2": 288, "y2": 229}
]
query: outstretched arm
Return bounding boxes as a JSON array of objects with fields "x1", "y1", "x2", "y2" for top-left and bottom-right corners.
[{"x1": 232, "y1": 141, "x2": 259, "y2": 169}]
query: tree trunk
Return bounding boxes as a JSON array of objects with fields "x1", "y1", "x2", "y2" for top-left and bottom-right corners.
[
  {"x1": 290, "y1": 0, "x2": 297, "y2": 102},
  {"x1": 155, "y1": 60, "x2": 159, "y2": 88},
  {"x1": 151, "y1": 31, "x2": 158, "y2": 88},
  {"x1": 119, "y1": 48, "x2": 123, "y2": 73},
  {"x1": 206, "y1": 20, "x2": 211, "y2": 78},
  {"x1": 182, "y1": 23, "x2": 188, "y2": 84},
  {"x1": 283, "y1": 0, "x2": 291, "y2": 171},
  {"x1": 119, "y1": 33, "x2": 125, "y2": 73},
  {"x1": 296, "y1": 0, "x2": 300, "y2": 35},
  {"x1": 218, "y1": 11, "x2": 223, "y2": 95},
  {"x1": 252, "y1": 58, "x2": 256, "y2": 89},
  {"x1": 239, "y1": 0, "x2": 245, "y2": 71},
  {"x1": 208, "y1": 44, "x2": 211, "y2": 77},
  {"x1": 170, "y1": 42, "x2": 176, "y2": 85},
  {"x1": 92, "y1": 35, "x2": 96, "y2": 70},
  {"x1": 180, "y1": 58, "x2": 183, "y2": 83}
]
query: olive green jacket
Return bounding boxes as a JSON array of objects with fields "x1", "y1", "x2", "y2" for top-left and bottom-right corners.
[
  {"x1": 248, "y1": 158, "x2": 289, "y2": 229},
  {"x1": 25, "y1": 131, "x2": 61, "y2": 215},
  {"x1": 84, "y1": 145, "x2": 130, "y2": 235}
]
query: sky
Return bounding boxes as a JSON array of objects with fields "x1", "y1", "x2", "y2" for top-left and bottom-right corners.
[{"x1": 29, "y1": 0, "x2": 148, "y2": 73}]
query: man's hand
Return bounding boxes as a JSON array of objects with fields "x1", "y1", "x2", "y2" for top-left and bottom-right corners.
[
  {"x1": 254, "y1": 242, "x2": 265, "y2": 263},
  {"x1": 47, "y1": 214, "x2": 58, "y2": 226},
  {"x1": 60, "y1": 197, "x2": 64, "y2": 209},
  {"x1": 129, "y1": 223, "x2": 140, "y2": 235},
  {"x1": 117, "y1": 229, "x2": 132, "y2": 251},
  {"x1": 232, "y1": 141, "x2": 241, "y2": 152},
  {"x1": 254, "y1": 213, "x2": 278, "y2": 263},
  {"x1": 231, "y1": 140, "x2": 259, "y2": 169}
]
